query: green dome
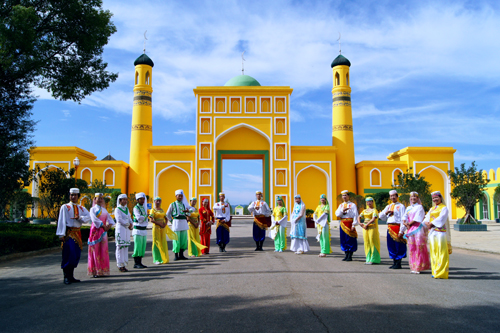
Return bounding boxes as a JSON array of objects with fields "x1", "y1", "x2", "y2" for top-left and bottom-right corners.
[
  {"x1": 224, "y1": 74, "x2": 261, "y2": 86},
  {"x1": 134, "y1": 53, "x2": 154, "y2": 67},
  {"x1": 331, "y1": 54, "x2": 351, "y2": 68}
]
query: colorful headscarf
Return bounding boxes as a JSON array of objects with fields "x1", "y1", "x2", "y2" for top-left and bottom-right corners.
[
  {"x1": 92, "y1": 193, "x2": 103, "y2": 207},
  {"x1": 365, "y1": 196, "x2": 376, "y2": 209},
  {"x1": 409, "y1": 192, "x2": 422, "y2": 205},
  {"x1": 276, "y1": 196, "x2": 287, "y2": 212},
  {"x1": 319, "y1": 194, "x2": 330, "y2": 210},
  {"x1": 154, "y1": 196, "x2": 161, "y2": 202}
]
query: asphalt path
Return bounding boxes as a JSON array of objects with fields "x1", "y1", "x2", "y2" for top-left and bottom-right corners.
[{"x1": 1, "y1": 220, "x2": 499, "y2": 333}]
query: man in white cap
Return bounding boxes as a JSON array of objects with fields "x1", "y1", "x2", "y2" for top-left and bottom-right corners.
[
  {"x1": 56, "y1": 188, "x2": 91, "y2": 285},
  {"x1": 132, "y1": 192, "x2": 148, "y2": 268},
  {"x1": 114, "y1": 194, "x2": 133, "y2": 272},
  {"x1": 379, "y1": 190, "x2": 407, "y2": 269},
  {"x1": 213, "y1": 192, "x2": 231, "y2": 252},
  {"x1": 335, "y1": 190, "x2": 359, "y2": 262},
  {"x1": 167, "y1": 189, "x2": 192, "y2": 261},
  {"x1": 248, "y1": 191, "x2": 272, "y2": 251}
]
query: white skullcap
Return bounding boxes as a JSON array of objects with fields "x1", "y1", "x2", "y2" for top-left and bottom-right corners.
[
  {"x1": 256, "y1": 191, "x2": 262, "y2": 195},
  {"x1": 94, "y1": 193, "x2": 103, "y2": 198},
  {"x1": 294, "y1": 194, "x2": 301, "y2": 199},
  {"x1": 174, "y1": 189, "x2": 191, "y2": 211},
  {"x1": 69, "y1": 188, "x2": 79, "y2": 194},
  {"x1": 117, "y1": 193, "x2": 128, "y2": 207},
  {"x1": 431, "y1": 191, "x2": 442, "y2": 196},
  {"x1": 135, "y1": 192, "x2": 146, "y2": 200},
  {"x1": 410, "y1": 191, "x2": 419, "y2": 196},
  {"x1": 389, "y1": 190, "x2": 398, "y2": 195},
  {"x1": 341, "y1": 190, "x2": 349, "y2": 195}
]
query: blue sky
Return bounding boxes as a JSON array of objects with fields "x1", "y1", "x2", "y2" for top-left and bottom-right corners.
[{"x1": 32, "y1": 0, "x2": 500, "y2": 204}]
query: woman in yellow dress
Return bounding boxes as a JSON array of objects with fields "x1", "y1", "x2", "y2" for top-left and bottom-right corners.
[
  {"x1": 187, "y1": 197, "x2": 207, "y2": 257},
  {"x1": 357, "y1": 197, "x2": 381, "y2": 264},
  {"x1": 313, "y1": 194, "x2": 331, "y2": 257},
  {"x1": 424, "y1": 191, "x2": 451, "y2": 279},
  {"x1": 149, "y1": 197, "x2": 176, "y2": 265}
]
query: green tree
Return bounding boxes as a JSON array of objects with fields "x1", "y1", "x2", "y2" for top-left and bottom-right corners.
[
  {"x1": 494, "y1": 184, "x2": 500, "y2": 207},
  {"x1": 0, "y1": 83, "x2": 36, "y2": 219},
  {"x1": 37, "y1": 166, "x2": 88, "y2": 219},
  {"x1": 337, "y1": 192, "x2": 366, "y2": 211},
  {"x1": 83, "y1": 179, "x2": 111, "y2": 208},
  {"x1": 448, "y1": 162, "x2": 490, "y2": 224},
  {"x1": 0, "y1": 1, "x2": 117, "y2": 217},
  {"x1": 10, "y1": 190, "x2": 33, "y2": 219},
  {"x1": 392, "y1": 168, "x2": 432, "y2": 211},
  {"x1": 0, "y1": 1, "x2": 118, "y2": 101},
  {"x1": 365, "y1": 192, "x2": 390, "y2": 211}
]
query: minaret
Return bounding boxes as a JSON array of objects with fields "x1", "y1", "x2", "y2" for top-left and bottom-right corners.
[
  {"x1": 331, "y1": 53, "x2": 356, "y2": 195},
  {"x1": 129, "y1": 53, "x2": 154, "y2": 195}
]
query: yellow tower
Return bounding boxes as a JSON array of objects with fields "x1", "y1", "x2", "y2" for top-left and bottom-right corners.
[
  {"x1": 331, "y1": 54, "x2": 356, "y2": 195},
  {"x1": 129, "y1": 54, "x2": 154, "y2": 195}
]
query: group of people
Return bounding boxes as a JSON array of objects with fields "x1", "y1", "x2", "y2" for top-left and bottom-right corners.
[
  {"x1": 332, "y1": 189, "x2": 451, "y2": 279},
  {"x1": 56, "y1": 186, "x2": 452, "y2": 285},
  {"x1": 245, "y1": 189, "x2": 452, "y2": 280},
  {"x1": 56, "y1": 188, "x2": 233, "y2": 284}
]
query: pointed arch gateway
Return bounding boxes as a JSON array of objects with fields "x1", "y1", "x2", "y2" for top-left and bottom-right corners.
[{"x1": 214, "y1": 123, "x2": 272, "y2": 202}]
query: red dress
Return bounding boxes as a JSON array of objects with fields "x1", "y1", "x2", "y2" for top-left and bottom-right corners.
[{"x1": 199, "y1": 206, "x2": 214, "y2": 254}]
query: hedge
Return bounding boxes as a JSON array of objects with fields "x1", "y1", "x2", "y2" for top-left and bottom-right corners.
[{"x1": 0, "y1": 224, "x2": 92, "y2": 256}]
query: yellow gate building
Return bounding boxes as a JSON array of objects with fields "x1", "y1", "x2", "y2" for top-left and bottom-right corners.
[{"x1": 28, "y1": 52, "x2": 500, "y2": 220}]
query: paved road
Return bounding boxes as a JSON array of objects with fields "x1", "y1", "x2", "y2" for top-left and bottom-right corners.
[{"x1": 1, "y1": 220, "x2": 499, "y2": 333}]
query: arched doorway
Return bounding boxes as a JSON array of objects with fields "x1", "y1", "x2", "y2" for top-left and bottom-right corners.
[
  {"x1": 157, "y1": 166, "x2": 191, "y2": 205},
  {"x1": 215, "y1": 124, "x2": 271, "y2": 202},
  {"x1": 296, "y1": 165, "x2": 328, "y2": 210}
]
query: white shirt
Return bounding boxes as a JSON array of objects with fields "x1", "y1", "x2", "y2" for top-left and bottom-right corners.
[
  {"x1": 379, "y1": 202, "x2": 406, "y2": 224},
  {"x1": 114, "y1": 205, "x2": 133, "y2": 227},
  {"x1": 90, "y1": 205, "x2": 115, "y2": 228},
  {"x1": 213, "y1": 202, "x2": 231, "y2": 220},
  {"x1": 133, "y1": 204, "x2": 149, "y2": 236},
  {"x1": 56, "y1": 202, "x2": 91, "y2": 236},
  {"x1": 335, "y1": 201, "x2": 359, "y2": 225},
  {"x1": 248, "y1": 200, "x2": 271, "y2": 217},
  {"x1": 402, "y1": 204, "x2": 425, "y2": 232},
  {"x1": 166, "y1": 201, "x2": 190, "y2": 232}
]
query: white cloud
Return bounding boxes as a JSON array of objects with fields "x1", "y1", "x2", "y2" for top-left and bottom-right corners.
[{"x1": 173, "y1": 130, "x2": 195, "y2": 135}]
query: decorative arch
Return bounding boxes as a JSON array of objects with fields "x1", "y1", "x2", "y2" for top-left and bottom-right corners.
[
  {"x1": 79, "y1": 195, "x2": 91, "y2": 205},
  {"x1": 346, "y1": 72, "x2": 349, "y2": 85},
  {"x1": 145, "y1": 71, "x2": 150, "y2": 85},
  {"x1": 294, "y1": 164, "x2": 332, "y2": 208},
  {"x1": 246, "y1": 99, "x2": 255, "y2": 113},
  {"x1": 80, "y1": 167, "x2": 92, "y2": 185},
  {"x1": 335, "y1": 72, "x2": 340, "y2": 86},
  {"x1": 392, "y1": 168, "x2": 403, "y2": 186},
  {"x1": 135, "y1": 71, "x2": 139, "y2": 85},
  {"x1": 103, "y1": 167, "x2": 115, "y2": 187},
  {"x1": 418, "y1": 165, "x2": 452, "y2": 218},
  {"x1": 370, "y1": 168, "x2": 382, "y2": 187},
  {"x1": 215, "y1": 123, "x2": 271, "y2": 144},
  {"x1": 155, "y1": 165, "x2": 192, "y2": 198},
  {"x1": 479, "y1": 191, "x2": 491, "y2": 220}
]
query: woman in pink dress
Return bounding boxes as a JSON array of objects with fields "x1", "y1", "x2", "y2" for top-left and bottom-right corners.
[
  {"x1": 403, "y1": 192, "x2": 431, "y2": 274},
  {"x1": 88, "y1": 193, "x2": 115, "y2": 277}
]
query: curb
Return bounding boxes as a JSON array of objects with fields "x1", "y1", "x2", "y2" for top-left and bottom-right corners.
[
  {"x1": 0, "y1": 246, "x2": 61, "y2": 262},
  {"x1": 0, "y1": 237, "x2": 115, "y2": 263}
]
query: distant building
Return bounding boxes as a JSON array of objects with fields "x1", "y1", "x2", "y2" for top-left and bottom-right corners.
[{"x1": 234, "y1": 205, "x2": 244, "y2": 215}]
